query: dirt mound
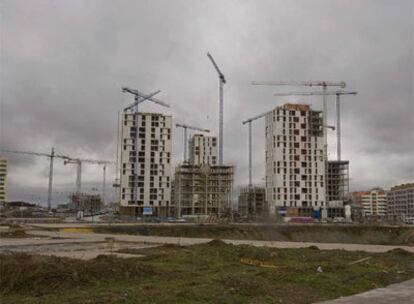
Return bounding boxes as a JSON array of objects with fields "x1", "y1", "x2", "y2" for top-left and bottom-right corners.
[
  {"x1": 0, "y1": 253, "x2": 156, "y2": 295},
  {"x1": 207, "y1": 239, "x2": 227, "y2": 246},
  {"x1": 386, "y1": 248, "x2": 412, "y2": 256}
]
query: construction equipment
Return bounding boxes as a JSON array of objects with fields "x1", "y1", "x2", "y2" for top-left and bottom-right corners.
[
  {"x1": 0, "y1": 148, "x2": 70, "y2": 210},
  {"x1": 63, "y1": 157, "x2": 114, "y2": 204},
  {"x1": 121, "y1": 87, "x2": 170, "y2": 204},
  {"x1": 273, "y1": 90, "x2": 357, "y2": 160},
  {"x1": 242, "y1": 110, "x2": 272, "y2": 187},
  {"x1": 207, "y1": 52, "x2": 226, "y2": 165},
  {"x1": 252, "y1": 80, "x2": 346, "y2": 208},
  {"x1": 176, "y1": 123, "x2": 210, "y2": 163}
]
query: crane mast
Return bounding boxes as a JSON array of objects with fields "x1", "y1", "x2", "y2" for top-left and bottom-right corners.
[
  {"x1": 176, "y1": 123, "x2": 210, "y2": 163},
  {"x1": 207, "y1": 52, "x2": 226, "y2": 165},
  {"x1": 242, "y1": 110, "x2": 272, "y2": 187}
]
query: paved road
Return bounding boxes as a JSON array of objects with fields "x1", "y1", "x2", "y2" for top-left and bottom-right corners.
[
  {"x1": 315, "y1": 279, "x2": 414, "y2": 303},
  {"x1": 20, "y1": 229, "x2": 414, "y2": 253}
]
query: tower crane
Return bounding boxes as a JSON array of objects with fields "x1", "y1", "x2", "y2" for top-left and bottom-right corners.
[
  {"x1": 242, "y1": 110, "x2": 272, "y2": 187},
  {"x1": 63, "y1": 157, "x2": 114, "y2": 205},
  {"x1": 0, "y1": 148, "x2": 70, "y2": 210},
  {"x1": 207, "y1": 52, "x2": 226, "y2": 165},
  {"x1": 252, "y1": 80, "x2": 346, "y2": 207},
  {"x1": 273, "y1": 90, "x2": 357, "y2": 161},
  {"x1": 121, "y1": 87, "x2": 170, "y2": 204},
  {"x1": 176, "y1": 123, "x2": 210, "y2": 163}
]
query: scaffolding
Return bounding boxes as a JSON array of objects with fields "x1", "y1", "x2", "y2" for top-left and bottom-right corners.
[
  {"x1": 327, "y1": 160, "x2": 349, "y2": 204},
  {"x1": 173, "y1": 164, "x2": 233, "y2": 217},
  {"x1": 238, "y1": 186, "x2": 267, "y2": 217}
]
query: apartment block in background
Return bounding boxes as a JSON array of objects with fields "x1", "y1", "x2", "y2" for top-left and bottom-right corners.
[
  {"x1": 188, "y1": 134, "x2": 218, "y2": 166},
  {"x1": 0, "y1": 156, "x2": 7, "y2": 203},
  {"x1": 265, "y1": 103, "x2": 325, "y2": 214},
  {"x1": 387, "y1": 183, "x2": 414, "y2": 220},
  {"x1": 119, "y1": 112, "x2": 172, "y2": 217},
  {"x1": 361, "y1": 188, "x2": 387, "y2": 217}
]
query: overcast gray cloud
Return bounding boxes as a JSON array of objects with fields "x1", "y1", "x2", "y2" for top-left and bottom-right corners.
[{"x1": 1, "y1": 0, "x2": 413, "y2": 205}]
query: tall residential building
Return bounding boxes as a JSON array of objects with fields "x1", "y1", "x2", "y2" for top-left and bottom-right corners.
[
  {"x1": 361, "y1": 189, "x2": 387, "y2": 217},
  {"x1": 265, "y1": 103, "x2": 325, "y2": 214},
  {"x1": 119, "y1": 112, "x2": 172, "y2": 216},
  {"x1": 188, "y1": 134, "x2": 218, "y2": 166},
  {"x1": 387, "y1": 183, "x2": 414, "y2": 219},
  {"x1": 0, "y1": 157, "x2": 7, "y2": 203}
]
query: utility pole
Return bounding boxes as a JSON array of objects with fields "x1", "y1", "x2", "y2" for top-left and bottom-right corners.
[
  {"x1": 121, "y1": 87, "x2": 170, "y2": 205},
  {"x1": 273, "y1": 90, "x2": 357, "y2": 161},
  {"x1": 242, "y1": 110, "x2": 271, "y2": 187},
  {"x1": 207, "y1": 52, "x2": 226, "y2": 165},
  {"x1": 47, "y1": 147, "x2": 55, "y2": 211},
  {"x1": 175, "y1": 123, "x2": 210, "y2": 163}
]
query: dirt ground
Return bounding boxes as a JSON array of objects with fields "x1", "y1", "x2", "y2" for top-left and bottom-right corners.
[
  {"x1": 92, "y1": 224, "x2": 414, "y2": 246},
  {"x1": 1, "y1": 240, "x2": 413, "y2": 304}
]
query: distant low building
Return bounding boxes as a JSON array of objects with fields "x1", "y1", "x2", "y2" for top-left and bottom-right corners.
[
  {"x1": 361, "y1": 188, "x2": 387, "y2": 217},
  {"x1": 238, "y1": 186, "x2": 267, "y2": 217},
  {"x1": 387, "y1": 183, "x2": 414, "y2": 220},
  {"x1": 71, "y1": 193, "x2": 102, "y2": 213}
]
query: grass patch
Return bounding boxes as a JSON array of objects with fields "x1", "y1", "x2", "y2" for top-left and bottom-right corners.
[{"x1": 1, "y1": 240, "x2": 413, "y2": 303}]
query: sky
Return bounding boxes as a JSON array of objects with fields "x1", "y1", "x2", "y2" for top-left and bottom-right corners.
[{"x1": 0, "y1": 0, "x2": 413, "y2": 205}]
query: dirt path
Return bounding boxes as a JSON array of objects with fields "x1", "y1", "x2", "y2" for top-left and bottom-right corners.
[{"x1": 24, "y1": 229, "x2": 414, "y2": 253}]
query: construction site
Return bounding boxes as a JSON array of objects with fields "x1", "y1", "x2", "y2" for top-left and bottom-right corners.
[
  {"x1": 1, "y1": 1, "x2": 413, "y2": 303},
  {"x1": 173, "y1": 164, "x2": 234, "y2": 217}
]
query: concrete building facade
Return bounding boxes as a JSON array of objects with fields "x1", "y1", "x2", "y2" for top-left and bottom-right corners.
[
  {"x1": 119, "y1": 112, "x2": 172, "y2": 216},
  {"x1": 238, "y1": 186, "x2": 267, "y2": 217},
  {"x1": 361, "y1": 189, "x2": 387, "y2": 217},
  {"x1": 173, "y1": 164, "x2": 233, "y2": 217},
  {"x1": 188, "y1": 134, "x2": 218, "y2": 166},
  {"x1": 327, "y1": 160, "x2": 349, "y2": 204},
  {"x1": 387, "y1": 183, "x2": 414, "y2": 219},
  {"x1": 265, "y1": 103, "x2": 326, "y2": 214},
  {"x1": 0, "y1": 157, "x2": 7, "y2": 203}
]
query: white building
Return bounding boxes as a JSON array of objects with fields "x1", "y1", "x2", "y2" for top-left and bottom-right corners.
[
  {"x1": 361, "y1": 189, "x2": 387, "y2": 217},
  {"x1": 265, "y1": 103, "x2": 326, "y2": 214},
  {"x1": 188, "y1": 134, "x2": 218, "y2": 166},
  {"x1": 119, "y1": 112, "x2": 172, "y2": 216}
]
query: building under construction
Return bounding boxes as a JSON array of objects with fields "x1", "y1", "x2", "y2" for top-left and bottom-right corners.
[
  {"x1": 173, "y1": 164, "x2": 233, "y2": 217},
  {"x1": 238, "y1": 186, "x2": 267, "y2": 217},
  {"x1": 327, "y1": 160, "x2": 349, "y2": 204}
]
